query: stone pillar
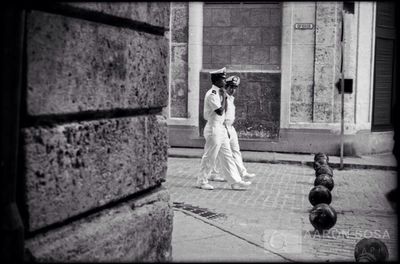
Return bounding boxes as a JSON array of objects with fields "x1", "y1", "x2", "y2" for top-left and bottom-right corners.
[
  {"x1": 354, "y1": 2, "x2": 375, "y2": 130},
  {"x1": 21, "y1": 3, "x2": 172, "y2": 262},
  {"x1": 313, "y1": 2, "x2": 342, "y2": 123},
  {"x1": 169, "y1": 3, "x2": 189, "y2": 119},
  {"x1": 187, "y1": 2, "x2": 203, "y2": 127}
]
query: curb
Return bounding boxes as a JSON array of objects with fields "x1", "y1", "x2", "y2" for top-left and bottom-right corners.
[{"x1": 168, "y1": 154, "x2": 397, "y2": 171}]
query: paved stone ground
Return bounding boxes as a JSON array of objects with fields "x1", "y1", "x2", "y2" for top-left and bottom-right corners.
[{"x1": 166, "y1": 157, "x2": 398, "y2": 262}]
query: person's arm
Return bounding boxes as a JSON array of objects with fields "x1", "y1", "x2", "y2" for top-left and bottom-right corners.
[
  {"x1": 214, "y1": 89, "x2": 226, "y2": 116},
  {"x1": 207, "y1": 89, "x2": 224, "y2": 116}
]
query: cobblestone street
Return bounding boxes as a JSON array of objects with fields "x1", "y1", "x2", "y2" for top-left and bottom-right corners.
[{"x1": 166, "y1": 157, "x2": 398, "y2": 262}]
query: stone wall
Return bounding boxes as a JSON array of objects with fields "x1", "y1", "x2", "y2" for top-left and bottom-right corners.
[
  {"x1": 203, "y1": 3, "x2": 282, "y2": 71},
  {"x1": 21, "y1": 3, "x2": 172, "y2": 262},
  {"x1": 170, "y1": 2, "x2": 189, "y2": 118},
  {"x1": 289, "y1": 2, "x2": 343, "y2": 124}
]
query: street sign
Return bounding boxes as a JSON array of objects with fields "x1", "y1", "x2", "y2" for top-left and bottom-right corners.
[{"x1": 294, "y1": 23, "x2": 314, "y2": 30}]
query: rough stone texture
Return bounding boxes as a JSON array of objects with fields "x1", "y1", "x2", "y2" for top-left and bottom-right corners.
[
  {"x1": 27, "y1": 11, "x2": 168, "y2": 116},
  {"x1": 199, "y1": 71, "x2": 280, "y2": 140},
  {"x1": 25, "y1": 187, "x2": 173, "y2": 262},
  {"x1": 170, "y1": 44, "x2": 188, "y2": 118},
  {"x1": 313, "y1": 2, "x2": 341, "y2": 123},
  {"x1": 67, "y1": 2, "x2": 170, "y2": 29},
  {"x1": 203, "y1": 3, "x2": 281, "y2": 71},
  {"x1": 23, "y1": 115, "x2": 168, "y2": 232},
  {"x1": 170, "y1": 3, "x2": 189, "y2": 118},
  {"x1": 290, "y1": 23, "x2": 315, "y2": 125}
]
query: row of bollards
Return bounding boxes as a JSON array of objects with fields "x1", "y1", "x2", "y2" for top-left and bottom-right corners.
[
  {"x1": 308, "y1": 153, "x2": 389, "y2": 262},
  {"x1": 309, "y1": 153, "x2": 337, "y2": 231}
]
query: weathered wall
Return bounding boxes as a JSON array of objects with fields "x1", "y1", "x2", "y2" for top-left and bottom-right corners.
[
  {"x1": 21, "y1": 3, "x2": 172, "y2": 261},
  {"x1": 199, "y1": 71, "x2": 280, "y2": 140},
  {"x1": 203, "y1": 3, "x2": 281, "y2": 71},
  {"x1": 170, "y1": 2, "x2": 189, "y2": 118},
  {"x1": 288, "y1": 2, "x2": 316, "y2": 123}
]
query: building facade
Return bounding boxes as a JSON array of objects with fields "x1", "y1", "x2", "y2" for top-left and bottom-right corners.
[{"x1": 168, "y1": 1, "x2": 398, "y2": 155}]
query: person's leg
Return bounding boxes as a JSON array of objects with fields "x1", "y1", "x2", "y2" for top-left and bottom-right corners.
[
  {"x1": 218, "y1": 136, "x2": 250, "y2": 189},
  {"x1": 198, "y1": 127, "x2": 222, "y2": 188},
  {"x1": 209, "y1": 155, "x2": 226, "y2": 181},
  {"x1": 229, "y1": 126, "x2": 256, "y2": 178}
]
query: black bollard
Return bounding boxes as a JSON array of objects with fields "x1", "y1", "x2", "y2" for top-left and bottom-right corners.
[
  {"x1": 309, "y1": 203, "x2": 337, "y2": 231},
  {"x1": 309, "y1": 185, "x2": 332, "y2": 206},
  {"x1": 354, "y1": 238, "x2": 389, "y2": 262}
]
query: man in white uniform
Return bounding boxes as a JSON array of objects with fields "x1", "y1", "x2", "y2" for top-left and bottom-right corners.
[
  {"x1": 198, "y1": 68, "x2": 251, "y2": 190},
  {"x1": 209, "y1": 75, "x2": 256, "y2": 182}
]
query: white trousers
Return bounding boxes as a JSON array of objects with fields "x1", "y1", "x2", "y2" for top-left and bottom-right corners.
[
  {"x1": 211, "y1": 124, "x2": 248, "y2": 177},
  {"x1": 198, "y1": 123, "x2": 242, "y2": 185}
]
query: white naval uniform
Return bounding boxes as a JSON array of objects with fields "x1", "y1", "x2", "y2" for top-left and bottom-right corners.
[
  {"x1": 198, "y1": 85, "x2": 242, "y2": 185},
  {"x1": 211, "y1": 94, "x2": 249, "y2": 177}
]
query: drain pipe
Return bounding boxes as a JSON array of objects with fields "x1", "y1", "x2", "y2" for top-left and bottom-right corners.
[
  {"x1": 339, "y1": 8, "x2": 345, "y2": 170},
  {"x1": 0, "y1": 4, "x2": 25, "y2": 263}
]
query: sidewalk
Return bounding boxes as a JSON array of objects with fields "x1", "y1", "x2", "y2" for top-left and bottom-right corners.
[
  {"x1": 168, "y1": 147, "x2": 397, "y2": 170},
  {"x1": 166, "y1": 152, "x2": 398, "y2": 262}
]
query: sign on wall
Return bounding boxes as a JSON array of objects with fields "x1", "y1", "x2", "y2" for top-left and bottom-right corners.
[{"x1": 294, "y1": 23, "x2": 314, "y2": 30}]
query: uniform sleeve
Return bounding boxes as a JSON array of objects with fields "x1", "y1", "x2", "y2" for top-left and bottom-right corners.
[{"x1": 206, "y1": 92, "x2": 221, "y2": 110}]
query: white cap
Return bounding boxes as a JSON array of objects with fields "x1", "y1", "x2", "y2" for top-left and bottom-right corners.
[
  {"x1": 210, "y1": 67, "x2": 226, "y2": 78},
  {"x1": 226, "y1": 75, "x2": 240, "y2": 86}
]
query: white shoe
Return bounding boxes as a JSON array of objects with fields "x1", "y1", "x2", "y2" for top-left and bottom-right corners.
[
  {"x1": 197, "y1": 183, "x2": 214, "y2": 190},
  {"x1": 209, "y1": 175, "x2": 227, "y2": 182},
  {"x1": 231, "y1": 181, "x2": 251, "y2": 190},
  {"x1": 243, "y1": 172, "x2": 256, "y2": 178}
]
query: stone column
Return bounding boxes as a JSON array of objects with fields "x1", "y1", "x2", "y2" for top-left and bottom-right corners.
[
  {"x1": 313, "y1": 2, "x2": 342, "y2": 123},
  {"x1": 187, "y1": 2, "x2": 203, "y2": 127}
]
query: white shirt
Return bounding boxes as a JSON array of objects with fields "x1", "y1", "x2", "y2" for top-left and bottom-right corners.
[
  {"x1": 225, "y1": 94, "x2": 235, "y2": 124},
  {"x1": 203, "y1": 85, "x2": 225, "y2": 123}
]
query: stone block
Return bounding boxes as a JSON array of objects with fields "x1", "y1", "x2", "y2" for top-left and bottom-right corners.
[
  {"x1": 291, "y1": 84, "x2": 314, "y2": 103},
  {"x1": 270, "y1": 7, "x2": 282, "y2": 26},
  {"x1": 67, "y1": 2, "x2": 170, "y2": 28},
  {"x1": 230, "y1": 8, "x2": 250, "y2": 27},
  {"x1": 211, "y1": 46, "x2": 231, "y2": 64},
  {"x1": 203, "y1": 8, "x2": 213, "y2": 27},
  {"x1": 315, "y1": 26, "x2": 337, "y2": 46},
  {"x1": 290, "y1": 102, "x2": 313, "y2": 122},
  {"x1": 223, "y1": 27, "x2": 243, "y2": 45},
  {"x1": 292, "y1": 27, "x2": 315, "y2": 45},
  {"x1": 212, "y1": 9, "x2": 231, "y2": 26},
  {"x1": 270, "y1": 46, "x2": 281, "y2": 64},
  {"x1": 243, "y1": 28, "x2": 262, "y2": 45},
  {"x1": 315, "y1": 46, "x2": 335, "y2": 65},
  {"x1": 27, "y1": 11, "x2": 168, "y2": 116},
  {"x1": 249, "y1": 9, "x2": 270, "y2": 26},
  {"x1": 316, "y1": 2, "x2": 338, "y2": 27},
  {"x1": 249, "y1": 46, "x2": 270, "y2": 65},
  {"x1": 25, "y1": 187, "x2": 173, "y2": 262},
  {"x1": 293, "y1": 5, "x2": 316, "y2": 23},
  {"x1": 171, "y1": 5, "x2": 188, "y2": 43},
  {"x1": 313, "y1": 102, "x2": 333, "y2": 122},
  {"x1": 231, "y1": 46, "x2": 250, "y2": 65},
  {"x1": 23, "y1": 115, "x2": 168, "y2": 231},
  {"x1": 203, "y1": 45, "x2": 212, "y2": 64},
  {"x1": 171, "y1": 45, "x2": 188, "y2": 80},
  {"x1": 261, "y1": 27, "x2": 281, "y2": 45}
]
